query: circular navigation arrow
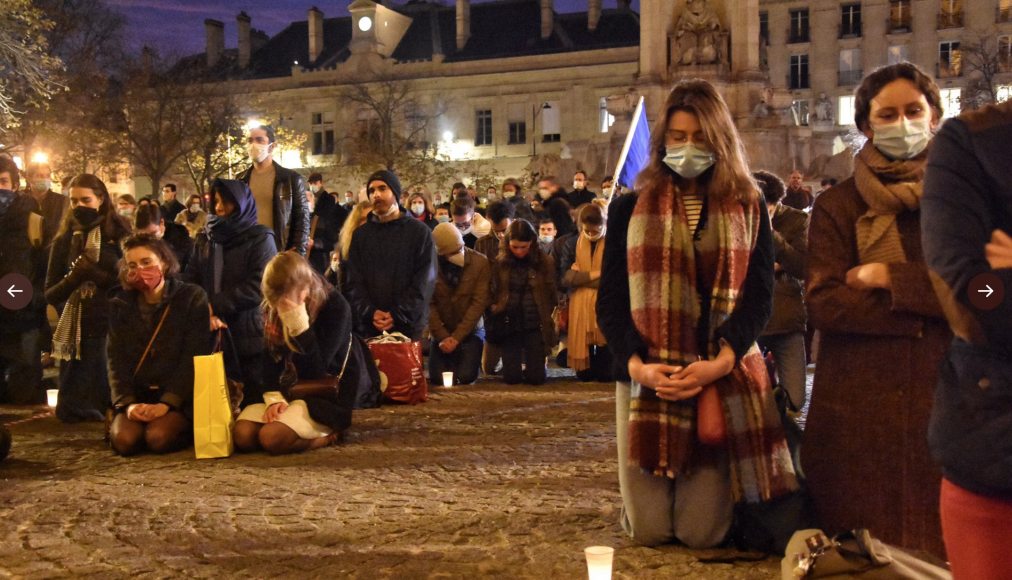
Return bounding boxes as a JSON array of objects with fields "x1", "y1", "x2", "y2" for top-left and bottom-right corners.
[
  {"x1": 0, "y1": 273, "x2": 33, "y2": 311},
  {"x1": 968, "y1": 272, "x2": 1005, "y2": 311}
]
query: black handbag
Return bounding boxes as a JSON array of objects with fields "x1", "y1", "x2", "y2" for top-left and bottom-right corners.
[{"x1": 284, "y1": 333, "x2": 353, "y2": 402}]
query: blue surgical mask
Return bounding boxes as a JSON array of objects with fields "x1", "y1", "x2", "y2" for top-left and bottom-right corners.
[
  {"x1": 871, "y1": 116, "x2": 932, "y2": 160},
  {"x1": 539, "y1": 234, "x2": 554, "y2": 245},
  {"x1": 0, "y1": 189, "x2": 16, "y2": 216},
  {"x1": 436, "y1": 215, "x2": 450, "y2": 224},
  {"x1": 663, "y1": 144, "x2": 715, "y2": 179}
]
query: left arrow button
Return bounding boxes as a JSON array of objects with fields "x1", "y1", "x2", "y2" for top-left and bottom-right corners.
[{"x1": 0, "y1": 273, "x2": 33, "y2": 311}]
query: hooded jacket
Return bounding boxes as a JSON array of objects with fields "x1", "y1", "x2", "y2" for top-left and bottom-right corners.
[
  {"x1": 237, "y1": 160, "x2": 311, "y2": 255},
  {"x1": 185, "y1": 179, "x2": 278, "y2": 356}
]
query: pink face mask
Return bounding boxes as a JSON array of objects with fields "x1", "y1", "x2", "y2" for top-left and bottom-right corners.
[{"x1": 127, "y1": 265, "x2": 163, "y2": 293}]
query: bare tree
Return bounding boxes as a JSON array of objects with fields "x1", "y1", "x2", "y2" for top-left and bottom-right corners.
[
  {"x1": 177, "y1": 93, "x2": 244, "y2": 197},
  {"x1": 0, "y1": 0, "x2": 64, "y2": 134},
  {"x1": 339, "y1": 77, "x2": 453, "y2": 187},
  {"x1": 961, "y1": 33, "x2": 1011, "y2": 109}
]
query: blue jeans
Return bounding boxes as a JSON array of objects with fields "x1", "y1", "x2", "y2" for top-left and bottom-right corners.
[{"x1": 428, "y1": 334, "x2": 484, "y2": 386}]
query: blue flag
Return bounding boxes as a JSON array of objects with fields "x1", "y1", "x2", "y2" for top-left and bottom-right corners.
[{"x1": 613, "y1": 96, "x2": 650, "y2": 195}]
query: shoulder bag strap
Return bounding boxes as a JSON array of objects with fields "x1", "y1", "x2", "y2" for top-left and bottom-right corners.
[{"x1": 133, "y1": 304, "x2": 171, "y2": 378}]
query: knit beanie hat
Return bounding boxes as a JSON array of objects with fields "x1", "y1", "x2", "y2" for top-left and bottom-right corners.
[
  {"x1": 432, "y1": 222, "x2": 464, "y2": 256},
  {"x1": 366, "y1": 169, "x2": 403, "y2": 202}
]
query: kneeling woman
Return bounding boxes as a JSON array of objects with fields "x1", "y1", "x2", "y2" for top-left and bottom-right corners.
[
  {"x1": 234, "y1": 252, "x2": 367, "y2": 455},
  {"x1": 108, "y1": 235, "x2": 212, "y2": 455}
]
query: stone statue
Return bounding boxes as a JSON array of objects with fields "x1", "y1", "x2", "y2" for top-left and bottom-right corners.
[
  {"x1": 674, "y1": 0, "x2": 722, "y2": 65},
  {"x1": 814, "y1": 92, "x2": 834, "y2": 124},
  {"x1": 752, "y1": 100, "x2": 771, "y2": 118}
]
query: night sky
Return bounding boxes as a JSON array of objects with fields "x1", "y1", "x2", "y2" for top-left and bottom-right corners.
[{"x1": 110, "y1": 0, "x2": 641, "y2": 57}]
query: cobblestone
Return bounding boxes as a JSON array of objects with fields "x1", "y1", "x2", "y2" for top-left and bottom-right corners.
[{"x1": 0, "y1": 376, "x2": 780, "y2": 579}]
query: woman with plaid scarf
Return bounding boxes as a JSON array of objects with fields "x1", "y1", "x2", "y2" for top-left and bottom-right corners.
[{"x1": 597, "y1": 80, "x2": 800, "y2": 549}]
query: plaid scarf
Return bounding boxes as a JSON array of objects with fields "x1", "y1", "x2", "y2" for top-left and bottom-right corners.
[
  {"x1": 568, "y1": 234, "x2": 606, "y2": 372},
  {"x1": 52, "y1": 227, "x2": 102, "y2": 361},
  {"x1": 626, "y1": 185, "x2": 798, "y2": 503}
]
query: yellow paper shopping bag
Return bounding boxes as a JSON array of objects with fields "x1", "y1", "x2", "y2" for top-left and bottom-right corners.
[{"x1": 192, "y1": 351, "x2": 234, "y2": 459}]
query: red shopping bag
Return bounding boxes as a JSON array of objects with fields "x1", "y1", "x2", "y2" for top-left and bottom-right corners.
[{"x1": 367, "y1": 332, "x2": 428, "y2": 404}]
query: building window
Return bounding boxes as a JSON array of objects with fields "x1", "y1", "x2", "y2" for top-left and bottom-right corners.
[
  {"x1": 507, "y1": 103, "x2": 526, "y2": 145},
  {"x1": 940, "y1": 87, "x2": 962, "y2": 118},
  {"x1": 840, "y1": 4, "x2": 862, "y2": 38},
  {"x1": 1000, "y1": 0, "x2": 1012, "y2": 23},
  {"x1": 997, "y1": 84, "x2": 1012, "y2": 103},
  {"x1": 789, "y1": 9, "x2": 809, "y2": 43},
  {"x1": 888, "y1": 44, "x2": 909, "y2": 65},
  {"x1": 837, "y1": 95, "x2": 856, "y2": 126},
  {"x1": 311, "y1": 111, "x2": 335, "y2": 156},
  {"x1": 541, "y1": 100, "x2": 561, "y2": 143},
  {"x1": 1000, "y1": 35, "x2": 1012, "y2": 72},
  {"x1": 838, "y1": 48, "x2": 862, "y2": 86},
  {"x1": 889, "y1": 0, "x2": 912, "y2": 32},
  {"x1": 598, "y1": 97, "x2": 615, "y2": 133},
  {"x1": 475, "y1": 109, "x2": 492, "y2": 147},
  {"x1": 939, "y1": 41, "x2": 961, "y2": 78},
  {"x1": 759, "y1": 11, "x2": 769, "y2": 44},
  {"x1": 791, "y1": 99, "x2": 810, "y2": 126},
  {"x1": 789, "y1": 54, "x2": 810, "y2": 89},
  {"x1": 938, "y1": 0, "x2": 963, "y2": 29}
]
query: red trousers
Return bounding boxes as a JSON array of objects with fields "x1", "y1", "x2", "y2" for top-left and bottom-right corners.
[{"x1": 940, "y1": 478, "x2": 1012, "y2": 580}]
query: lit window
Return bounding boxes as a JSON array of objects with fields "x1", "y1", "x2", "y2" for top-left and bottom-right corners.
[
  {"x1": 598, "y1": 97, "x2": 615, "y2": 133},
  {"x1": 837, "y1": 95, "x2": 856, "y2": 126},
  {"x1": 888, "y1": 44, "x2": 909, "y2": 65},
  {"x1": 940, "y1": 88, "x2": 962, "y2": 119},
  {"x1": 996, "y1": 85, "x2": 1012, "y2": 103}
]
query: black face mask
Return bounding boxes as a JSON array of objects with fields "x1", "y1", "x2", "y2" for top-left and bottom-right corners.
[
  {"x1": 72, "y1": 205, "x2": 100, "y2": 224},
  {"x1": 0, "y1": 189, "x2": 16, "y2": 216}
]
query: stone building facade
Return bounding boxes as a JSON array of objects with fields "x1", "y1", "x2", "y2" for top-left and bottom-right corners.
[{"x1": 169, "y1": 0, "x2": 1012, "y2": 194}]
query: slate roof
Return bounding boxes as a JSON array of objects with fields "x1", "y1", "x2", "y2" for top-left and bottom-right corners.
[{"x1": 175, "y1": 0, "x2": 639, "y2": 80}]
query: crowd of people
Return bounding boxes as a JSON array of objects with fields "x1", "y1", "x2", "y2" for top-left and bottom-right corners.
[{"x1": 0, "y1": 61, "x2": 1009, "y2": 576}]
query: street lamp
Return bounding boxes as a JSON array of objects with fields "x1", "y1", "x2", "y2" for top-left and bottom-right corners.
[{"x1": 531, "y1": 102, "x2": 551, "y2": 158}]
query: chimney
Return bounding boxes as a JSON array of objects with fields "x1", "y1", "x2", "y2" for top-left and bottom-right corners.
[
  {"x1": 541, "y1": 0, "x2": 553, "y2": 40},
  {"x1": 205, "y1": 19, "x2": 224, "y2": 67},
  {"x1": 456, "y1": 0, "x2": 471, "y2": 51},
  {"x1": 237, "y1": 11, "x2": 251, "y2": 68},
  {"x1": 588, "y1": 0, "x2": 601, "y2": 31},
  {"x1": 308, "y1": 7, "x2": 324, "y2": 62}
]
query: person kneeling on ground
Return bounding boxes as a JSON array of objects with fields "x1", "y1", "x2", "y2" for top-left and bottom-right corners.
[
  {"x1": 108, "y1": 235, "x2": 212, "y2": 456},
  {"x1": 429, "y1": 223, "x2": 491, "y2": 386},
  {"x1": 234, "y1": 251, "x2": 369, "y2": 455}
]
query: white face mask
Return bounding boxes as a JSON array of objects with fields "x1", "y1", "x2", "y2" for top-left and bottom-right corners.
[
  {"x1": 31, "y1": 179, "x2": 52, "y2": 192},
  {"x1": 573, "y1": 180, "x2": 585, "y2": 191},
  {"x1": 118, "y1": 208, "x2": 134, "y2": 217},
  {"x1": 410, "y1": 203, "x2": 425, "y2": 216},
  {"x1": 538, "y1": 188, "x2": 552, "y2": 200},
  {"x1": 190, "y1": 203, "x2": 201, "y2": 213},
  {"x1": 248, "y1": 142, "x2": 271, "y2": 164},
  {"x1": 602, "y1": 186, "x2": 613, "y2": 198},
  {"x1": 539, "y1": 234, "x2": 554, "y2": 245},
  {"x1": 582, "y1": 228, "x2": 604, "y2": 241},
  {"x1": 871, "y1": 116, "x2": 933, "y2": 160},
  {"x1": 309, "y1": 184, "x2": 320, "y2": 194},
  {"x1": 663, "y1": 144, "x2": 715, "y2": 179},
  {"x1": 503, "y1": 190, "x2": 516, "y2": 199}
]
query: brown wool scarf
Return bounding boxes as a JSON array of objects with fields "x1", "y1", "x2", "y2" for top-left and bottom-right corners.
[
  {"x1": 626, "y1": 184, "x2": 799, "y2": 503},
  {"x1": 852, "y1": 141, "x2": 927, "y2": 265}
]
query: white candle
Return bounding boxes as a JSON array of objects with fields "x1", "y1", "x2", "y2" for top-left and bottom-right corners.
[
  {"x1": 442, "y1": 372, "x2": 454, "y2": 388},
  {"x1": 584, "y1": 546, "x2": 614, "y2": 580},
  {"x1": 46, "y1": 389, "x2": 59, "y2": 408}
]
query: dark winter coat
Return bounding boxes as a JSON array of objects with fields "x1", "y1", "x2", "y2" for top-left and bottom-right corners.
[
  {"x1": 163, "y1": 222, "x2": 194, "y2": 272},
  {"x1": 161, "y1": 198, "x2": 185, "y2": 223},
  {"x1": 922, "y1": 100, "x2": 1012, "y2": 500},
  {"x1": 805, "y1": 177, "x2": 950, "y2": 556},
  {"x1": 429, "y1": 248, "x2": 491, "y2": 343},
  {"x1": 568, "y1": 188, "x2": 596, "y2": 209},
  {"x1": 473, "y1": 233, "x2": 500, "y2": 264},
  {"x1": 237, "y1": 161, "x2": 311, "y2": 255},
  {"x1": 45, "y1": 219, "x2": 126, "y2": 338},
  {"x1": 596, "y1": 192, "x2": 775, "y2": 382},
  {"x1": 783, "y1": 185, "x2": 813, "y2": 210},
  {"x1": 107, "y1": 278, "x2": 212, "y2": 413},
  {"x1": 345, "y1": 213, "x2": 437, "y2": 340},
  {"x1": 185, "y1": 178, "x2": 277, "y2": 357},
  {"x1": 762, "y1": 203, "x2": 809, "y2": 336},
  {"x1": 489, "y1": 252, "x2": 558, "y2": 347},
  {"x1": 34, "y1": 189, "x2": 69, "y2": 250},
  {"x1": 543, "y1": 191, "x2": 575, "y2": 237},
  {"x1": 312, "y1": 190, "x2": 349, "y2": 254},
  {"x1": 266, "y1": 290, "x2": 367, "y2": 431},
  {"x1": 505, "y1": 196, "x2": 536, "y2": 224},
  {"x1": 0, "y1": 194, "x2": 43, "y2": 331}
]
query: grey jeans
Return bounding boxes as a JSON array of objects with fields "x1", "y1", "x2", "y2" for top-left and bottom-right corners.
[
  {"x1": 615, "y1": 381, "x2": 734, "y2": 548},
  {"x1": 757, "y1": 331, "x2": 807, "y2": 410}
]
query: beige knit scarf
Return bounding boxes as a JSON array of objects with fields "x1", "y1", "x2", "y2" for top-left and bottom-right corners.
[{"x1": 852, "y1": 141, "x2": 927, "y2": 265}]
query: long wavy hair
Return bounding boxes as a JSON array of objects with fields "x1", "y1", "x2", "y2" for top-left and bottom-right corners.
[
  {"x1": 57, "y1": 173, "x2": 132, "y2": 240},
  {"x1": 635, "y1": 79, "x2": 758, "y2": 204},
  {"x1": 338, "y1": 200, "x2": 373, "y2": 261},
  {"x1": 261, "y1": 251, "x2": 332, "y2": 351}
]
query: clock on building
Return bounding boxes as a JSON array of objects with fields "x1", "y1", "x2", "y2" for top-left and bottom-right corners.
[{"x1": 357, "y1": 16, "x2": 373, "y2": 32}]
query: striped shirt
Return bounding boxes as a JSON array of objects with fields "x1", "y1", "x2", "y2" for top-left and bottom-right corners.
[{"x1": 684, "y1": 192, "x2": 705, "y2": 237}]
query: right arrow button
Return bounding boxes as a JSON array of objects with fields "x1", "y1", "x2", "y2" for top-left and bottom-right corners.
[{"x1": 968, "y1": 272, "x2": 1005, "y2": 311}]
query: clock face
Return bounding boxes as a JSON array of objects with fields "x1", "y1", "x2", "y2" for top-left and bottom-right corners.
[{"x1": 358, "y1": 16, "x2": 373, "y2": 32}]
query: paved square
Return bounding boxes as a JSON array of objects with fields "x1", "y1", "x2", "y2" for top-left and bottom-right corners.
[{"x1": 1, "y1": 380, "x2": 779, "y2": 578}]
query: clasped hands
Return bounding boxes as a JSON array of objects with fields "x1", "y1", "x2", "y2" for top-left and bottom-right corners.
[
  {"x1": 628, "y1": 347, "x2": 735, "y2": 402},
  {"x1": 126, "y1": 403, "x2": 170, "y2": 422},
  {"x1": 372, "y1": 309, "x2": 394, "y2": 332},
  {"x1": 986, "y1": 229, "x2": 1012, "y2": 270}
]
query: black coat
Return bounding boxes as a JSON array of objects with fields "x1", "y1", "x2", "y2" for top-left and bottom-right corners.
[
  {"x1": 312, "y1": 191, "x2": 349, "y2": 253},
  {"x1": 345, "y1": 213, "x2": 437, "y2": 340},
  {"x1": 0, "y1": 194, "x2": 43, "y2": 331},
  {"x1": 762, "y1": 204, "x2": 809, "y2": 336},
  {"x1": 45, "y1": 222, "x2": 125, "y2": 337},
  {"x1": 505, "y1": 196, "x2": 536, "y2": 224},
  {"x1": 265, "y1": 290, "x2": 370, "y2": 430},
  {"x1": 568, "y1": 188, "x2": 596, "y2": 209},
  {"x1": 185, "y1": 224, "x2": 277, "y2": 356},
  {"x1": 544, "y1": 192, "x2": 575, "y2": 237},
  {"x1": 163, "y1": 222, "x2": 194, "y2": 272},
  {"x1": 237, "y1": 161, "x2": 311, "y2": 255},
  {"x1": 107, "y1": 278, "x2": 212, "y2": 413},
  {"x1": 161, "y1": 199, "x2": 185, "y2": 223}
]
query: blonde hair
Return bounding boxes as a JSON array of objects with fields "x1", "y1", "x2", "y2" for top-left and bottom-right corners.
[
  {"x1": 636, "y1": 79, "x2": 758, "y2": 204},
  {"x1": 338, "y1": 200, "x2": 373, "y2": 261},
  {"x1": 261, "y1": 251, "x2": 330, "y2": 351}
]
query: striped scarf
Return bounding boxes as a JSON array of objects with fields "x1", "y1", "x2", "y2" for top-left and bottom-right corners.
[
  {"x1": 567, "y1": 233, "x2": 606, "y2": 372},
  {"x1": 853, "y1": 141, "x2": 926, "y2": 265},
  {"x1": 52, "y1": 227, "x2": 102, "y2": 361},
  {"x1": 626, "y1": 185, "x2": 798, "y2": 503}
]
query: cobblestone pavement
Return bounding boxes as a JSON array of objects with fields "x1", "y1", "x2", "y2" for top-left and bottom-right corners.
[{"x1": 0, "y1": 374, "x2": 781, "y2": 579}]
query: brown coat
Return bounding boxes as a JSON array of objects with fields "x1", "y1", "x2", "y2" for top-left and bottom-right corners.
[
  {"x1": 804, "y1": 177, "x2": 951, "y2": 557},
  {"x1": 490, "y1": 253, "x2": 558, "y2": 348},
  {"x1": 428, "y1": 248, "x2": 491, "y2": 343}
]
